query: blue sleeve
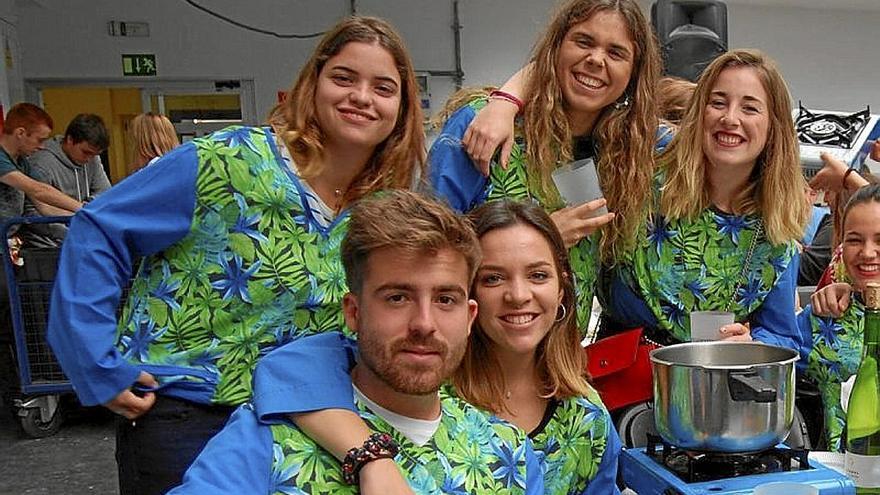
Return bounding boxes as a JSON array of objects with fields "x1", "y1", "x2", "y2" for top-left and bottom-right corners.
[
  {"x1": 167, "y1": 405, "x2": 273, "y2": 495},
  {"x1": 253, "y1": 332, "x2": 358, "y2": 423},
  {"x1": 750, "y1": 256, "x2": 802, "y2": 352},
  {"x1": 523, "y1": 438, "x2": 545, "y2": 495},
  {"x1": 654, "y1": 124, "x2": 675, "y2": 154},
  {"x1": 581, "y1": 421, "x2": 622, "y2": 495},
  {"x1": 46, "y1": 144, "x2": 199, "y2": 405},
  {"x1": 427, "y1": 105, "x2": 488, "y2": 213}
]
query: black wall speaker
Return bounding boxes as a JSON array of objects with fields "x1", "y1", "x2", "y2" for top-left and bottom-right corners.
[{"x1": 652, "y1": 0, "x2": 728, "y2": 82}]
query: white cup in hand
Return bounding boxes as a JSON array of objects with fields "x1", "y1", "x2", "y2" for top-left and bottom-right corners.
[
  {"x1": 551, "y1": 158, "x2": 608, "y2": 216},
  {"x1": 689, "y1": 310, "x2": 734, "y2": 341}
]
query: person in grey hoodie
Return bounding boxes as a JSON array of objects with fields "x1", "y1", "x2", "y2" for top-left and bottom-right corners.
[{"x1": 24, "y1": 113, "x2": 111, "y2": 246}]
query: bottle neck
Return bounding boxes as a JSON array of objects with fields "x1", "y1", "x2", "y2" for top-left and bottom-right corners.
[{"x1": 864, "y1": 307, "x2": 880, "y2": 351}]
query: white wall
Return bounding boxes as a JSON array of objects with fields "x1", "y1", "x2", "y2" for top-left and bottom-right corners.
[
  {"x1": 725, "y1": 3, "x2": 879, "y2": 113},
  {"x1": 13, "y1": 0, "x2": 880, "y2": 118}
]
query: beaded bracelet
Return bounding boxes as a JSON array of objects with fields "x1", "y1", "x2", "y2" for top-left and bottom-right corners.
[
  {"x1": 341, "y1": 432, "x2": 400, "y2": 485},
  {"x1": 842, "y1": 167, "x2": 858, "y2": 190},
  {"x1": 488, "y1": 89, "x2": 524, "y2": 114}
]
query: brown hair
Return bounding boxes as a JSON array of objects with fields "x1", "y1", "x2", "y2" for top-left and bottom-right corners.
[
  {"x1": 453, "y1": 199, "x2": 590, "y2": 414},
  {"x1": 657, "y1": 76, "x2": 696, "y2": 127},
  {"x1": 522, "y1": 0, "x2": 661, "y2": 261},
  {"x1": 128, "y1": 113, "x2": 179, "y2": 166},
  {"x1": 268, "y1": 16, "x2": 425, "y2": 208},
  {"x1": 341, "y1": 190, "x2": 481, "y2": 294},
  {"x1": 659, "y1": 49, "x2": 809, "y2": 245},
  {"x1": 4, "y1": 103, "x2": 53, "y2": 135}
]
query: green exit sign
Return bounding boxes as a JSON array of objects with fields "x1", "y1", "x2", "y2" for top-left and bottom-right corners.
[{"x1": 122, "y1": 54, "x2": 156, "y2": 76}]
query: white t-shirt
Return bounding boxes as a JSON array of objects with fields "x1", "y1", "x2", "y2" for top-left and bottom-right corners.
[{"x1": 352, "y1": 384, "x2": 441, "y2": 447}]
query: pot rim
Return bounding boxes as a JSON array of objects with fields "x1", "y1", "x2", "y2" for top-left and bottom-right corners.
[{"x1": 649, "y1": 341, "x2": 799, "y2": 370}]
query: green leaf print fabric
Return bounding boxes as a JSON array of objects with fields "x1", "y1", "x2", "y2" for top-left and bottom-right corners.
[
  {"x1": 269, "y1": 388, "x2": 533, "y2": 494},
  {"x1": 627, "y1": 174, "x2": 795, "y2": 342},
  {"x1": 804, "y1": 301, "x2": 864, "y2": 451},
  {"x1": 532, "y1": 388, "x2": 611, "y2": 495},
  {"x1": 116, "y1": 127, "x2": 351, "y2": 406}
]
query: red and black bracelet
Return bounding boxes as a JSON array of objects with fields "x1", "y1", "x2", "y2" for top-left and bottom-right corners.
[
  {"x1": 340, "y1": 432, "x2": 400, "y2": 485},
  {"x1": 488, "y1": 89, "x2": 524, "y2": 114}
]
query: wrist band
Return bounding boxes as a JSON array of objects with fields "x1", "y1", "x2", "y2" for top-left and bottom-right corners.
[
  {"x1": 842, "y1": 167, "x2": 857, "y2": 190},
  {"x1": 489, "y1": 89, "x2": 524, "y2": 114},
  {"x1": 341, "y1": 432, "x2": 400, "y2": 485}
]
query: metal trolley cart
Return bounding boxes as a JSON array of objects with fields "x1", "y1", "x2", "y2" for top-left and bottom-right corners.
[{"x1": 1, "y1": 216, "x2": 72, "y2": 438}]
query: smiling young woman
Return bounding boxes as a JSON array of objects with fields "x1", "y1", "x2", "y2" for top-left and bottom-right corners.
[
  {"x1": 799, "y1": 184, "x2": 880, "y2": 451},
  {"x1": 429, "y1": 0, "x2": 662, "y2": 337},
  {"x1": 46, "y1": 16, "x2": 425, "y2": 495},
  {"x1": 602, "y1": 49, "x2": 809, "y2": 350}
]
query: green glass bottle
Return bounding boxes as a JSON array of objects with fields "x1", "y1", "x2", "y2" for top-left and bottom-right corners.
[{"x1": 846, "y1": 282, "x2": 880, "y2": 493}]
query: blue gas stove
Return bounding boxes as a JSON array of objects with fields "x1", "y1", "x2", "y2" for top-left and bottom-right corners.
[{"x1": 621, "y1": 436, "x2": 855, "y2": 495}]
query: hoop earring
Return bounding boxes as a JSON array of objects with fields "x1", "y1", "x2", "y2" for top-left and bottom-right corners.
[
  {"x1": 613, "y1": 94, "x2": 631, "y2": 111},
  {"x1": 555, "y1": 304, "x2": 568, "y2": 322}
]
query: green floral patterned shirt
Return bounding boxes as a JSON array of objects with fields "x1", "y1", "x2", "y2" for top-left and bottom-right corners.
[
  {"x1": 269, "y1": 389, "x2": 534, "y2": 494},
  {"x1": 117, "y1": 126, "x2": 351, "y2": 406},
  {"x1": 532, "y1": 388, "x2": 614, "y2": 495},
  {"x1": 619, "y1": 172, "x2": 797, "y2": 343},
  {"x1": 803, "y1": 300, "x2": 864, "y2": 451}
]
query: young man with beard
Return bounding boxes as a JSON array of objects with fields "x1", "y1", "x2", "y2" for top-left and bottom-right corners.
[{"x1": 168, "y1": 190, "x2": 542, "y2": 495}]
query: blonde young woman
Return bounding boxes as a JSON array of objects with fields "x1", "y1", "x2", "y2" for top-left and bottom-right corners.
[
  {"x1": 126, "y1": 112, "x2": 180, "y2": 174},
  {"x1": 253, "y1": 199, "x2": 621, "y2": 495},
  {"x1": 46, "y1": 16, "x2": 425, "y2": 495},
  {"x1": 431, "y1": 0, "x2": 663, "y2": 335},
  {"x1": 601, "y1": 49, "x2": 809, "y2": 349}
]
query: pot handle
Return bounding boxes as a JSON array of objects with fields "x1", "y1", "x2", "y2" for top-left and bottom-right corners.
[{"x1": 728, "y1": 371, "x2": 776, "y2": 403}]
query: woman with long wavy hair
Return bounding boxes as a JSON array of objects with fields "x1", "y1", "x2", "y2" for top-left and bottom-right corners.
[
  {"x1": 431, "y1": 0, "x2": 662, "y2": 335},
  {"x1": 47, "y1": 16, "x2": 424, "y2": 495}
]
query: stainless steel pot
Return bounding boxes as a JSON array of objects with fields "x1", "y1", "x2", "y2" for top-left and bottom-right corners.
[{"x1": 650, "y1": 342, "x2": 799, "y2": 452}]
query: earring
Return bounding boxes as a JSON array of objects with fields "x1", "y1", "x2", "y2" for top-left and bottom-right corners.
[
  {"x1": 555, "y1": 304, "x2": 568, "y2": 322},
  {"x1": 613, "y1": 94, "x2": 631, "y2": 111}
]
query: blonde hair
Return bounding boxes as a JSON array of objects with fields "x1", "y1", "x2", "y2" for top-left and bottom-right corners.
[
  {"x1": 267, "y1": 16, "x2": 425, "y2": 208},
  {"x1": 657, "y1": 76, "x2": 696, "y2": 127},
  {"x1": 431, "y1": 86, "x2": 496, "y2": 131},
  {"x1": 453, "y1": 200, "x2": 590, "y2": 414},
  {"x1": 659, "y1": 49, "x2": 808, "y2": 245},
  {"x1": 522, "y1": 0, "x2": 661, "y2": 261},
  {"x1": 129, "y1": 113, "x2": 178, "y2": 165}
]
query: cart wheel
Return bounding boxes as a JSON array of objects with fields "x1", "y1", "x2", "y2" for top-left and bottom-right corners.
[{"x1": 19, "y1": 405, "x2": 62, "y2": 438}]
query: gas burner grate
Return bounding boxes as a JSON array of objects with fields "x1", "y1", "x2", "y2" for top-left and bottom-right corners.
[
  {"x1": 795, "y1": 104, "x2": 870, "y2": 148},
  {"x1": 645, "y1": 434, "x2": 812, "y2": 483}
]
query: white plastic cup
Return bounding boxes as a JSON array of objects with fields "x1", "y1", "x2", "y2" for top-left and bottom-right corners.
[
  {"x1": 753, "y1": 482, "x2": 819, "y2": 495},
  {"x1": 551, "y1": 158, "x2": 608, "y2": 216},
  {"x1": 797, "y1": 285, "x2": 817, "y2": 307},
  {"x1": 689, "y1": 310, "x2": 735, "y2": 341}
]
